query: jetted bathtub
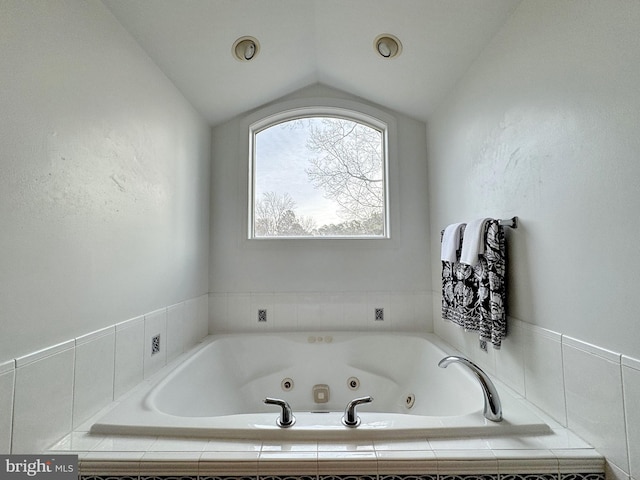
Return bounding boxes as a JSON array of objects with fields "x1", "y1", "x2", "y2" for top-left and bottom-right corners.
[{"x1": 91, "y1": 332, "x2": 550, "y2": 440}]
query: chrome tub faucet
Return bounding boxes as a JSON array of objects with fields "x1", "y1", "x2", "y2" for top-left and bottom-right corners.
[
  {"x1": 341, "y1": 395, "x2": 373, "y2": 427},
  {"x1": 438, "y1": 355, "x2": 502, "y2": 422},
  {"x1": 264, "y1": 397, "x2": 296, "y2": 427}
]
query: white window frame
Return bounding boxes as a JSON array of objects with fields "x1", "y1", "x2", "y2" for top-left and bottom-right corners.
[{"x1": 248, "y1": 105, "x2": 391, "y2": 240}]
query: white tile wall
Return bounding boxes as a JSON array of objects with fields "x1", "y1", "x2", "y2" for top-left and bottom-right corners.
[
  {"x1": 184, "y1": 294, "x2": 209, "y2": 348},
  {"x1": 12, "y1": 342, "x2": 75, "y2": 453},
  {"x1": 208, "y1": 292, "x2": 229, "y2": 331},
  {"x1": 5, "y1": 285, "x2": 638, "y2": 479},
  {"x1": 412, "y1": 292, "x2": 432, "y2": 332},
  {"x1": 494, "y1": 319, "x2": 525, "y2": 396},
  {"x1": 298, "y1": 292, "x2": 344, "y2": 330},
  {"x1": 522, "y1": 324, "x2": 566, "y2": 426},
  {"x1": 388, "y1": 292, "x2": 417, "y2": 329},
  {"x1": 0, "y1": 360, "x2": 15, "y2": 453},
  {"x1": 563, "y1": 337, "x2": 628, "y2": 473},
  {"x1": 433, "y1": 293, "x2": 640, "y2": 480},
  {"x1": 166, "y1": 302, "x2": 185, "y2": 363},
  {"x1": 209, "y1": 291, "x2": 432, "y2": 334},
  {"x1": 196, "y1": 294, "x2": 210, "y2": 343},
  {"x1": 250, "y1": 292, "x2": 274, "y2": 330},
  {"x1": 227, "y1": 293, "x2": 252, "y2": 332},
  {"x1": 272, "y1": 292, "x2": 299, "y2": 329},
  {"x1": 143, "y1": 308, "x2": 168, "y2": 379},
  {"x1": 73, "y1": 326, "x2": 115, "y2": 428},
  {"x1": 114, "y1": 315, "x2": 145, "y2": 399},
  {"x1": 606, "y1": 461, "x2": 631, "y2": 480},
  {"x1": 341, "y1": 292, "x2": 368, "y2": 329},
  {"x1": 622, "y1": 355, "x2": 640, "y2": 479},
  {"x1": 1, "y1": 295, "x2": 208, "y2": 454},
  {"x1": 367, "y1": 291, "x2": 392, "y2": 330}
]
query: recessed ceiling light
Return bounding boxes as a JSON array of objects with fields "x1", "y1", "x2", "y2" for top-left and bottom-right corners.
[
  {"x1": 232, "y1": 36, "x2": 259, "y2": 62},
  {"x1": 374, "y1": 34, "x2": 402, "y2": 59}
]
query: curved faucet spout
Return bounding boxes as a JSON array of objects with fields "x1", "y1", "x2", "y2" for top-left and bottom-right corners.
[
  {"x1": 341, "y1": 395, "x2": 373, "y2": 427},
  {"x1": 438, "y1": 355, "x2": 502, "y2": 422},
  {"x1": 264, "y1": 397, "x2": 296, "y2": 427}
]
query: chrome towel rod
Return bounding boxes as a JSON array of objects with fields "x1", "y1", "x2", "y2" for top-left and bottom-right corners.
[
  {"x1": 440, "y1": 216, "x2": 518, "y2": 238},
  {"x1": 499, "y1": 216, "x2": 518, "y2": 229}
]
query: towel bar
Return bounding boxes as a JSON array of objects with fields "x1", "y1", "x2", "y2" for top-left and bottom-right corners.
[
  {"x1": 440, "y1": 216, "x2": 518, "y2": 238},
  {"x1": 498, "y1": 216, "x2": 518, "y2": 229}
]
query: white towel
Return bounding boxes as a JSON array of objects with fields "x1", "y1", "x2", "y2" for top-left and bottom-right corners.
[
  {"x1": 440, "y1": 222, "x2": 465, "y2": 262},
  {"x1": 460, "y1": 218, "x2": 490, "y2": 266}
]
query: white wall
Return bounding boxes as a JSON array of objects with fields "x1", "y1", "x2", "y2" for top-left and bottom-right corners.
[
  {"x1": 427, "y1": 0, "x2": 640, "y2": 360},
  {"x1": 209, "y1": 84, "x2": 431, "y2": 332},
  {"x1": 427, "y1": 1, "x2": 640, "y2": 478},
  {"x1": 0, "y1": 0, "x2": 211, "y2": 363}
]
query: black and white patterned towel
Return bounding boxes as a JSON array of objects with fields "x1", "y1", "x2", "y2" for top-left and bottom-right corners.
[{"x1": 441, "y1": 219, "x2": 507, "y2": 349}]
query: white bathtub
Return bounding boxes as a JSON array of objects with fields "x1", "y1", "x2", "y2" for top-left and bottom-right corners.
[{"x1": 91, "y1": 332, "x2": 550, "y2": 440}]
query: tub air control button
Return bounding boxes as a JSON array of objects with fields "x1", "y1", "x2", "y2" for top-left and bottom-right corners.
[
  {"x1": 347, "y1": 377, "x2": 360, "y2": 390},
  {"x1": 281, "y1": 378, "x2": 294, "y2": 391},
  {"x1": 313, "y1": 384, "x2": 330, "y2": 403}
]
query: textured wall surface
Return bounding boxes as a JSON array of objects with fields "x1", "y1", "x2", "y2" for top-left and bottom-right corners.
[
  {"x1": 210, "y1": 85, "x2": 431, "y2": 305},
  {"x1": 0, "y1": 0, "x2": 211, "y2": 362},
  {"x1": 427, "y1": 2, "x2": 640, "y2": 477},
  {"x1": 427, "y1": 0, "x2": 640, "y2": 359}
]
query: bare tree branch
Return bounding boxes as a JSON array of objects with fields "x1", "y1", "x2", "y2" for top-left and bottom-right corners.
[
  {"x1": 254, "y1": 192, "x2": 317, "y2": 237},
  {"x1": 305, "y1": 118, "x2": 384, "y2": 225}
]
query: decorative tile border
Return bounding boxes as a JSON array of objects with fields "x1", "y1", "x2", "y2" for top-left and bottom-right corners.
[
  {"x1": 439, "y1": 476, "x2": 498, "y2": 480},
  {"x1": 500, "y1": 475, "x2": 557, "y2": 480},
  {"x1": 560, "y1": 475, "x2": 605, "y2": 480},
  {"x1": 319, "y1": 476, "x2": 377, "y2": 480},
  {"x1": 81, "y1": 477, "x2": 139, "y2": 480},
  {"x1": 209, "y1": 291, "x2": 431, "y2": 333},
  {"x1": 140, "y1": 477, "x2": 199, "y2": 480},
  {"x1": 79, "y1": 473, "x2": 606, "y2": 480},
  {"x1": 201, "y1": 477, "x2": 258, "y2": 480},
  {"x1": 380, "y1": 475, "x2": 437, "y2": 480},
  {"x1": 263, "y1": 476, "x2": 318, "y2": 480}
]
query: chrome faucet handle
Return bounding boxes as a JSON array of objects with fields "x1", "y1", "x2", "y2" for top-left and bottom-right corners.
[
  {"x1": 438, "y1": 355, "x2": 502, "y2": 422},
  {"x1": 264, "y1": 397, "x2": 296, "y2": 427},
  {"x1": 341, "y1": 395, "x2": 373, "y2": 427}
]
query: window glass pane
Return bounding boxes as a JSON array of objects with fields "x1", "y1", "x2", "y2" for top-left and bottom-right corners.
[{"x1": 252, "y1": 116, "x2": 386, "y2": 238}]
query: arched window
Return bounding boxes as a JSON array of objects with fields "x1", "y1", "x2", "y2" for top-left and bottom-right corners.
[{"x1": 249, "y1": 108, "x2": 389, "y2": 239}]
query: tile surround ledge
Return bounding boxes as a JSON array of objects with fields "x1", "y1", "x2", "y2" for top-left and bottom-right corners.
[
  {"x1": 47, "y1": 318, "x2": 604, "y2": 480},
  {"x1": 69, "y1": 442, "x2": 604, "y2": 479},
  {"x1": 0, "y1": 359, "x2": 16, "y2": 375},
  {"x1": 15, "y1": 339, "x2": 75, "y2": 367},
  {"x1": 50, "y1": 406, "x2": 604, "y2": 479}
]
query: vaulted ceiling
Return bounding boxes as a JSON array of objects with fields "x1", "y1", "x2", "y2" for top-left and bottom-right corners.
[{"x1": 104, "y1": 0, "x2": 521, "y2": 126}]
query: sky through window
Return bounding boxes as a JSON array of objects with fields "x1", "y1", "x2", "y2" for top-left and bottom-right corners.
[{"x1": 252, "y1": 116, "x2": 386, "y2": 238}]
